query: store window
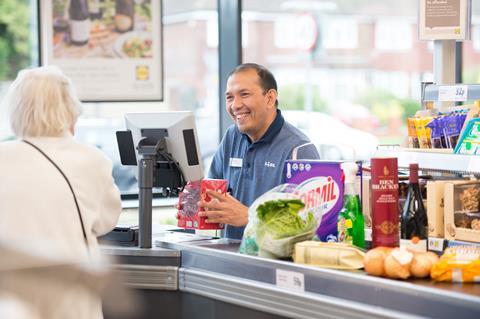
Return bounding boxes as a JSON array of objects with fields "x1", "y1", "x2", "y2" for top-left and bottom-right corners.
[
  {"x1": 273, "y1": 13, "x2": 318, "y2": 51},
  {"x1": 374, "y1": 19, "x2": 413, "y2": 52},
  {"x1": 207, "y1": 13, "x2": 248, "y2": 48},
  {"x1": 274, "y1": 15, "x2": 298, "y2": 49},
  {"x1": 473, "y1": 25, "x2": 480, "y2": 52},
  {"x1": 0, "y1": 0, "x2": 37, "y2": 138},
  {"x1": 0, "y1": 0, "x2": 219, "y2": 195},
  {"x1": 243, "y1": 0, "x2": 434, "y2": 159},
  {"x1": 322, "y1": 17, "x2": 358, "y2": 50},
  {"x1": 2, "y1": 0, "x2": 480, "y2": 188}
]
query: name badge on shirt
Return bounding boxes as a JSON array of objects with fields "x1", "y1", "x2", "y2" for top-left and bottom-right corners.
[{"x1": 229, "y1": 157, "x2": 243, "y2": 167}]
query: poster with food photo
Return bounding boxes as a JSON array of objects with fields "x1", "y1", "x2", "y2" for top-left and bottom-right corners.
[{"x1": 40, "y1": 0, "x2": 163, "y2": 101}]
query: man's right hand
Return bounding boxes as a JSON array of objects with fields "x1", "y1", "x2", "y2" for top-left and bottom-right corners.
[{"x1": 197, "y1": 190, "x2": 248, "y2": 226}]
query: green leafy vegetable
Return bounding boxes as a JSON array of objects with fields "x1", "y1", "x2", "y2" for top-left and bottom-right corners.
[{"x1": 256, "y1": 199, "x2": 315, "y2": 239}]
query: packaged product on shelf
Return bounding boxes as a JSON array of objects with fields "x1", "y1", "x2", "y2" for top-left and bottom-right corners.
[
  {"x1": 454, "y1": 211, "x2": 480, "y2": 230},
  {"x1": 443, "y1": 114, "x2": 462, "y2": 149},
  {"x1": 368, "y1": 174, "x2": 426, "y2": 232},
  {"x1": 293, "y1": 241, "x2": 365, "y2": 270},
  {"x1": 454, "y1": 184, "x2": 480, "y2": 230},
  {"x1": 430, "y1": 246, "x2": 480, "y2": 282},
  {"x1": 458, "y1": 101, "x2": 480, "y2": 138},
  {"x1": 361, "y1": 176, "x2": 372, "y2": 228},
  {"x1": 407, "y1": 117, "x2": 420, "y2": 148},
  {"x1": 427, "y1": 180, "x2": 465, "y2": 238},
  {"x1": 426, "y1": 117, "x2": 447, "y2": 149},
  {"x1": 177, "y1": 179, "x2": 227, "y2": 230},
  {"x1": 444, "y1": 181, "x2": 480, "y2": 243},
  {"x1": 459, "y1": 186, "x2": 480, "y2": 211},
  {"x1": 454, "y1": 118, "x2": 480, "y2": 155},
  {"x1": 399, "y1": 179, "x2": 427, "y2": 200},
  {"x1": 400, "y1": 163, "x2": 428, "y2": 252},
  {"x1": 337, "y1": 162, "x2": 365, "y2": 249},
  {"x1": 414, "y1": 117, "x2": 432, "y2": 149},
  {"x1": 457, "y1": 111, "x2": 468, "y2": 131},
  {"x1": 370, "y1": 157, "x2": 399, "y2": 248},
  {"x1": 407, "y1": 109, "x2": 469, "y2": 151},
  {"x1": 284, "y1": 160, "x2": 344, "y2": 242}
]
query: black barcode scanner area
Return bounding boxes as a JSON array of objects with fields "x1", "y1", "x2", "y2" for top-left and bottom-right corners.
[{"x1": 115, "y1": 112, "x2": 204, "y2": 248}]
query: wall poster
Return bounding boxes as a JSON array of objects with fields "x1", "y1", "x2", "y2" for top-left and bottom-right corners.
[
  {"x1": 39, "y1": 0, "x2": 163, "y2": 101},
  {"x1": 419, "y1": 0, "x2": 471, "y2": 41}
]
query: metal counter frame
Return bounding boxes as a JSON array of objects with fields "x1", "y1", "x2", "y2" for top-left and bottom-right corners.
[
  {"x1": 158, "y1": 240, "x2": 480, "y2": 319},
  {"x1": 102, "y1": 245, "x2": 180, "y2": 290}
]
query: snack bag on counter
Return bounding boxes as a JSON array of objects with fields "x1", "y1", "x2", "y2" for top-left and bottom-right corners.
[
  {"x1": 431, "y1": 246, "x2": 480, "y2": 283},
  {"x1": 239, "y1": 184, "x2": 322, "y2": 259},
  {"x1": 293, "y1": 241, "x2": 365, "y2": 270},
  {"x1": 177, "y1": 179, "x2": 227, "y2": 230}
]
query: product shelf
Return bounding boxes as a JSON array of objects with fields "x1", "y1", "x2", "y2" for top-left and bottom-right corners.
[
  {"x1": 374, "y1": 147, "x2": 480, "y2": 175},
  {"x1": 423, "y1": 83, "x2": 480, "y2": 102}
]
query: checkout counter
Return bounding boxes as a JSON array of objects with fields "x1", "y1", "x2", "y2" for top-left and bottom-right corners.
[
  {"x1": 107, "y1": 124, "x2": 480, "y2": 318},
  {"x1": 101, "y1": 230, "x2": 480, "y2": 319}
]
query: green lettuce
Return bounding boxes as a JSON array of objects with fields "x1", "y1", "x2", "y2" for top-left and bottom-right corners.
[{"x1": 256, "y1": 199, "x2": 315, "y2": 239}]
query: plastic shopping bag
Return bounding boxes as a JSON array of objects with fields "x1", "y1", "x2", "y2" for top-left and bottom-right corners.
[{"x1": 239, "y1": 184, "x2": 323, "y2": 259}]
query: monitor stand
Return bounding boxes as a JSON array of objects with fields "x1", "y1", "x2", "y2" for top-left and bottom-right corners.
[
  {"x1": 137, "y1": 139, "x2": 158, "y2": 248},
  {"x1": 136, "y1": 135, "x2": 184, "y2": 248},
  {"x1": 116, "y1": 128, "x2": 185, "y2": 248}
]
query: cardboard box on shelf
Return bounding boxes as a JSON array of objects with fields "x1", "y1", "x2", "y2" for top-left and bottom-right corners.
[
  {"x1": 444, "y1": 181, "x2": 480, "y2": 243},
  {"x1": 427, "y1": 180, "x2": 464, "y2": 238},
  {"x1": 362, "y1": 176, "x2": 372, "y2": 228}
]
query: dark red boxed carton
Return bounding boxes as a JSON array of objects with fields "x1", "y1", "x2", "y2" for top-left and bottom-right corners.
[
  {"x1": 177, "y1": 179, "x2": 227, "y2": 230},
  {"x1": 371, "y1": 157, "x2": 399, "y2": 248}
]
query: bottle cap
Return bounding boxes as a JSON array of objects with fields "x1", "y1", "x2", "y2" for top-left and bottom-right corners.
[
  {"x1": 341, "y1": 162, "x2": 358, "y2": 183},
  {"x1": 409, "y1": 163, "x2": 419, "y2": 183}
]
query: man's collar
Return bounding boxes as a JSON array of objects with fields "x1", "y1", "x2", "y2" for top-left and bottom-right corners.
[{"x1": 241, "y1": 109, "x2": 284, "y2": 145}]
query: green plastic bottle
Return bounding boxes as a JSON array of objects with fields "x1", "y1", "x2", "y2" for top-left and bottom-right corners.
[{"x1": 337, "y1": 162, "x2": 365, "y2": 249}]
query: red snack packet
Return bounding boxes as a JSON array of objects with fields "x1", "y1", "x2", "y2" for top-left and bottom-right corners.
[{"x1": 177, "y1": 179, "x2": 227, "y2": 230}]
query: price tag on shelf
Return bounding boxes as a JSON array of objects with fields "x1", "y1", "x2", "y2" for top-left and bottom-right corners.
[
  {"x1": 428, "y1": 237, "x2": 445, "y2": 253},
  {"x1": 438, "y1": 85, "x2": 468, "y2": 102},
  {"x1": 276, "y1": 269, "x2": 305, "y2": 292}
]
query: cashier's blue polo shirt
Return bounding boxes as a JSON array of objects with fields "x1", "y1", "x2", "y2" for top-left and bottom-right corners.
[{"x1": 208, "y1": 109, "x2": 320, "y2": 239}]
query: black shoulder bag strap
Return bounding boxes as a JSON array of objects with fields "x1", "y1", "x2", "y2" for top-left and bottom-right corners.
[{"x1": 22, "y1": 140, "x2": 89, "y2": 251}]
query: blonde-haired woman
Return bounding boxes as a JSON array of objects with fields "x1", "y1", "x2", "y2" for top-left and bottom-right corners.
[{"x1": 0, "y1": 66, "x2": 122, "y2": 319}]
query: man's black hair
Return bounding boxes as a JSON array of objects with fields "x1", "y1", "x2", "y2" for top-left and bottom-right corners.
[{"x1": 228, "y1": 63, "x2": 279, "y2": 106}]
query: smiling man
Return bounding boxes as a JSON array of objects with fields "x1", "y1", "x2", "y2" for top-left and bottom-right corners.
[{"x1": 198, "y1": 63, "x2": 320, "y2": 239}]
